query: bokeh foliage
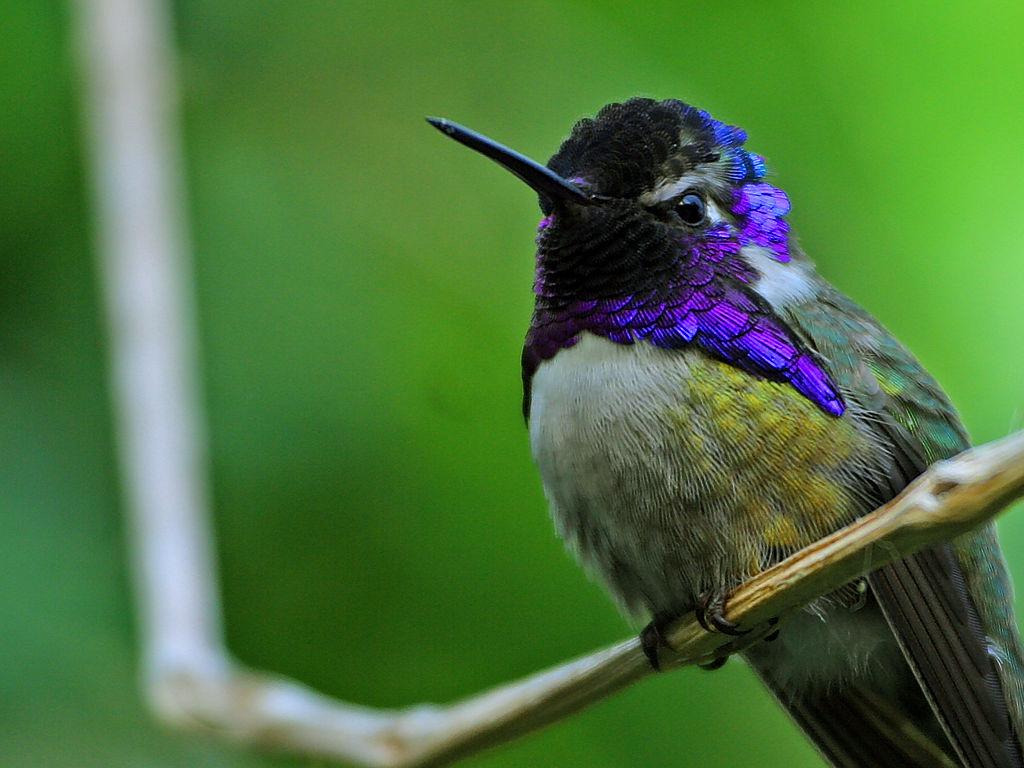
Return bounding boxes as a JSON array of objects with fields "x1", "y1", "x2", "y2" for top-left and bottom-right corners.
[{"x1": 3, "y1": 2, "x2": 1023, "y2": 766}]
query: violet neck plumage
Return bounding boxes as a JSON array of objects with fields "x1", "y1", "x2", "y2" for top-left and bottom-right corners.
[{"x1": 522, "y1": 99, "x2": 844, "y2": 418}]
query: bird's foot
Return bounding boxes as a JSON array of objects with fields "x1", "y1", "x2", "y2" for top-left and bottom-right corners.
[
  {"x1": 640, "y1": 611, "x2": 677, "y2": 672},
  {"x1": 698, "y1": 655, "x2": 729, "y2": 671},
  {"x1": 641, "y1": 611, "x2": 733, "y2": 672},
  {"x1": 695, "y1": 590, "x2": 747, "y2": 636},
  {"x1": 641, "y1": 596, "x2": 782, "y2": 672},
  {"x1": 694, "y1": 590, "x2": 782, "y2": 666}
]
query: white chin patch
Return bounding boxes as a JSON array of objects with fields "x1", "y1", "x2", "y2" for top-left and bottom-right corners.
[{"x1": 742, "y1": 245, "x2": 816, "y2": 310}]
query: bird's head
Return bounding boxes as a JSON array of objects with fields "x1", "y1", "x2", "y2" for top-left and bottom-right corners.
[
  {"x1": 428, "y1": 98, "x2": 842, "y2": 417},
  {"x1": 430, "y1": 97, "x2": 795, "y2": 307}
]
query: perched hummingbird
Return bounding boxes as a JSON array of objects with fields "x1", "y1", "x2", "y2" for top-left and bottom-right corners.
[{"x1": 428, "y1": 98, "x2": 1024, "y2": 767}]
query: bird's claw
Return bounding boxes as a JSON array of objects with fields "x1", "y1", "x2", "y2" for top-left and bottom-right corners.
[
  {"x1": 695, "y1": 591, "x2": 747, "y2": 636},
  {"x1": 642, "y1": 611, "x2": 734, "y2": 672},
  {"x1": 698, "y1": 655, "x2": 729, "y2": 671},
  {"x1": 641, "y1": 597, "x2": 781, "y2": 673},
  {"x1": 640, "y1": 612, "x2": 675, "y2": 672},
  {"x1": 694, "y1": 591, "x2": 782, "y2": 668}
]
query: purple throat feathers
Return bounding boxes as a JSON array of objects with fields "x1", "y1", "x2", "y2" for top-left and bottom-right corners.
[{"x1": 524, "y1": 112, "x2": 845, "y2": 418}]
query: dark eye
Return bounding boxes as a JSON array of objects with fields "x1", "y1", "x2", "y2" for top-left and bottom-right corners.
[{"x1": 676, "y1": 191, "x2": 706, "y2": 226}]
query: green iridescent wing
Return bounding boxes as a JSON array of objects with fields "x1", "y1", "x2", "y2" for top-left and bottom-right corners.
[{"x1": 785, "y1": 284, "x2": 1024, "y2": 767}]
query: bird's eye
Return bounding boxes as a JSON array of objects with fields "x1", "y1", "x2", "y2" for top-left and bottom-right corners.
[{"x1": 676, "y1": 191, "x2": 706, "y2": 226}]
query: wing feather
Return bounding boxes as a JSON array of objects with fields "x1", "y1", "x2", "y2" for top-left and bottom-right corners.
[
  {"x1": 751, "y1": 659, "x2": 960, "y2": 768},
  {"x1": 783, "y1": 284, "x2": 1024, "y2": 767}
]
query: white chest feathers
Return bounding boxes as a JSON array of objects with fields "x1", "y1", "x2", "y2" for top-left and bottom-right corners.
[
  {"x1": 527, "y1": 333, "x2": 711, "y2": 615},
  {"x1": 526, "y1": 332, "x2": 899, "y2": 693}
]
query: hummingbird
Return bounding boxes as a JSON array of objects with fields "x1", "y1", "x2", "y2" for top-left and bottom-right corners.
[{"x1": 428, "y1": 98, "x2": 1024, "y2": 767}]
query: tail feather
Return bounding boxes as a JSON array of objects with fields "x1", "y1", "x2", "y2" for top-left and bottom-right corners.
[{"x1": 751, "y1": 662, "x2": 960, "y2": 767}]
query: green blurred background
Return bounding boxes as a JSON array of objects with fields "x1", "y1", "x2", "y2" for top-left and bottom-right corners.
[{"x1": 4, "y1": 2, "x2": 1024, "y2": 766}]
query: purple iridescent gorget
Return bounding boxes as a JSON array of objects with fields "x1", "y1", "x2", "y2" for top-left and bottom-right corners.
[{"x1": 522, "y1": 100, "x2": 845, "y2": 418}]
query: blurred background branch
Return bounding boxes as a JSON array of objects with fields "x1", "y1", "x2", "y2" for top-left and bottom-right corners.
[
  {"x1": 75, "y1": 0, "x2": 226, "y2": 711},
  {"x1": 72, "y1": 2, "x2": 1024, "y2": 767}
]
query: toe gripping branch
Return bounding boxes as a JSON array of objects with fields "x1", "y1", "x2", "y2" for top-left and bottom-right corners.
[
  {"x1": 640, "y1": 592, "x2": 780, "y2": 672},
  {"x1": 695, "y1": 591, "x2": 747, "y2": 636},
  {"x1": 640, "y1": 613, "x2": 675, "y2": 672}
]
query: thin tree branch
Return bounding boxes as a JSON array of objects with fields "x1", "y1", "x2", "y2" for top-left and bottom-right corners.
[
  {"x1": 155, "y1": 431, "x2": 1024, "y2": 768},
  {"x1": 140, "y1": 434, "x2": 1024, "y2": 768},
  {"x1": 74, "y1": 1, "x2": 1024, "y2": 766}
]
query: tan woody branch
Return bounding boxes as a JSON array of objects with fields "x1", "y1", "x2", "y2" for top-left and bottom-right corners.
[{"x1": 140, "y1": 432, "x2": 1024, "y2": 768}]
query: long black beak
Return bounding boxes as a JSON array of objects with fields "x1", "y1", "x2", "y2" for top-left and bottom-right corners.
[{"x1": 426, "y1": 117, "x2": 592, "y2": 207}]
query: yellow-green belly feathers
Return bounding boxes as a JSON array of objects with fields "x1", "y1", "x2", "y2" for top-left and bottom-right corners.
[
  {"x1": 529, "y1": 331, "x2": 886, "y2": 615},
  {"x1": 526, "y1": 332, "x2": 923, "y2": 694}
]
